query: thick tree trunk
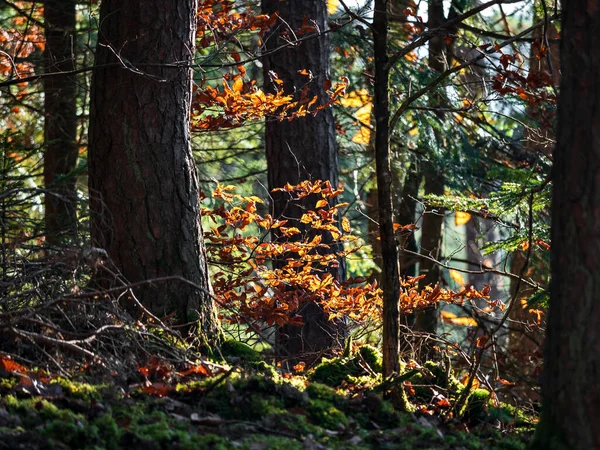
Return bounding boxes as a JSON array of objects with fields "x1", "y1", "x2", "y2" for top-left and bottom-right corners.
[
  {"x1": 261, "y1": 0, "x2": 343, "y2": 360},
  {"x1": 43, "y1": 0, "x2": 78, "y2": 244},
  {"x1": 88, "y1": 0, "x2": 219, "y2": 338},
  {"x1": 532, "y1": 2, "x2": 600, "y2": 448}
]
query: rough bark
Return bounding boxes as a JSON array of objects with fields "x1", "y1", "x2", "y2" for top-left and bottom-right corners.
[
  {"x1": 532, "y1": 2, "x2": 600, "y2": 448},
  {"x1": 261, "y1": 0, "x2": 343, "y2": 359},
  {"x1": 373, "y1": 0, "x2": 401, "y2": 377},
  {"x1": 87, "y1": 0, "x2": 219, "y2": 337},
  {"x1": 43, "y1": 0, "x2": 78, "y2": 244}
]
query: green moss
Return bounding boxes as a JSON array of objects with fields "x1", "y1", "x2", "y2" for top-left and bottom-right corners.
[
  {"x1": 361, "y1": 391, "x2": 402, "y2": 428},
  {"x1": 489, "y1": 402, "x2": 535, "y2": 427},
  {"x1": 248, "y1": 360, "x2": 279, "y2": 378},
  {"x1": 305, "y1": 382, "x2": 340, "y2": 403},
  {"x1": 358, "y1": 345, "x2": 383, "y2": 373},
  {"x1": 423, "y1": 361, "x2": 463, "y2": 393},
  {"x1": 201, "y1": 376, "x2": 305, "y2": 421},
  {"x1": 221, "y1": 339, "x2": 261, "y2": 362},
  {"x1": 3, "y1": 395, "x2": 82, "y2": 428},
  {"x1": 310, "y1": 357, "x2": 355, "y2": 386},
  {"x1": 343, "y1": 336, "x2": 354, "y2": 358},
  {"x1": 129, "y1": 410, "x2": 177, "y2": 443},
  {"x1": 0, "y1": 375, "x2": 19, "y2": 391},
  {"x1": 307, "y1": 399, "x2": 348, "y2": 429},
  {"x1": 48, "y1": 377, "x2": 106, "y2": 401},
  {"x1": 42, "y1": 415, "x2": 89, "y2": 448},
  {"x1": 463, "y1": 389, "x2": 491, "y2": 420},
  {"x1": 240, "y1": 435, "x2": 303, "y2": 450},
  {"x1": 90, "y1": 413, "x2": 122, "y2": 450},
  {"x1": 310, "y1": 354, "x2": 374, "y2": 387}
]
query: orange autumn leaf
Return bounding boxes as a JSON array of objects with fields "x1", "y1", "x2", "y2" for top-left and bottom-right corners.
[
  {"x1": 460, "y1": 374, "x2": 480, "y2": 389},
  {"x1": 0, "y1": 357, "x2": 27, "y2": 374},
  {"x1": 341, "y1": 217, "x2": 351, "y2": 233},
  {"x1": 455, "y1": 211, "x2": 471, "y2": 225},
  {"x1": 441, "y1": 311, "x2": 477, "y2": 327},
  {"x1": 529, "y1": 308, "x2": 545, "y2": 324},
  {"x1": 436, "y1": 397, "x2": 452, "y2": 408},
  {"x1": 497, "y1": 378, "x2": 515, "y2": 386},
  {"x1": 448, "y1": 269, "x2": 465, "y2": 287}
]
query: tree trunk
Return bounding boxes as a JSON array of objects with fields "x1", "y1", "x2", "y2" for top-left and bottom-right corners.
[
  {"x1": 373, "y1": 0, "x2": 401, "y2": 377},
  {"x1": 532, "y1": 2, "x2": 600, "y2": 447},
  {"x1": 43, "y1": 0, "x2": 78, "y2": 245},
  {"x1": 87, "y1": 0, "x2": 219, "y2": 338},
  {"x1": 412, "y1": 0, "x2": 447, "y2": 344},
  {"x1": 398, "y1": 164, "x2": 420, "y2": 278},
  {"x1": 261, "y1": 0, "x2": 343, "y2": 360},
  {"x1": 415, "y1": 168, "x2": 444, "y2": 335}
]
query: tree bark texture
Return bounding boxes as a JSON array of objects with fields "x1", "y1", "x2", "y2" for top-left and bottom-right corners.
[
  {"x1": 261, "y1": 0, "x2": 343, "y2": 359},
  {"x1": 44, "y1": 0, "x2": 78, "y2": 244},
  {"x1": 88, "y1": 0, "x2": 219, "y2": 337},
  {"x1": 261, "y1": 0, "x2": 339, "y2": 220},
  {"x1": 373, "y1": 0, "x2": 401, "y2": 377},
  {"x1": 533, "y1": 2, "x2": 600, "y2": 448}
]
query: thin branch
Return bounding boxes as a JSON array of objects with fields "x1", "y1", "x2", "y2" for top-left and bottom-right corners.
[{"x1": 389, "y1": 15, "x2": 557, "y2": 133}]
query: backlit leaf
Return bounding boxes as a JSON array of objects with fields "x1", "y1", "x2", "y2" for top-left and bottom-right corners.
[
  {"x1": 327, "y1": 0, "x2": 339, "y2": 14},
  {"x1": 341, "y1": 217, "x2": 350, "y2": 233},
  {"x1": 455, "y1": 211, "x2": 471, "y2": 225}
]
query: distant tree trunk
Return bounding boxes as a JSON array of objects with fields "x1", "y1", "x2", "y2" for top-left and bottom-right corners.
[
  {"x1": 43, "y1": 0, "x2": 78, "y2": 244},
  {"x1": 398, "y1": 165, "x2": 421, "y2": 354},
  {"x1": 398, "y1": 165, "x2": 420, "y2": 278},
  {"x1": 88, "y1": 0, "x2": 219, "y2": 338},
  {"x1": 412, "y1": 0, "x2": 447, "y2": 345},
  {"x1": 532, "y1": 2, "x2": 600, "y2": 447},
  {"x1": 415, "y1": 168, "x2": 444, "y2": 333},
  {"x1": 261, "y1": 0, "x2": 344, "y2": 360}
]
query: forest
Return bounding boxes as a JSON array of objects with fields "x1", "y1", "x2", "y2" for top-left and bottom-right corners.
[{"x1": 0, "y1": 0, "x2": 594, "y2": 448}]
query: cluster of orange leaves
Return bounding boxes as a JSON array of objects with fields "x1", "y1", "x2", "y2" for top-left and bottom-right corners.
[
  {"x1": 202, "y1": 180, "x2": 380, "y2": 328},
  {"x1": 400, "y1": 276, "x2": 491, "y2": 314},
  {"x1": 192, "y1": 0, "x2": 349, "y2": 130},
  {"x1": 192, "y1": 73, "x2": 349, "y2": 130},
  {"x1": 202, "y1": 180, "x2": 492, "y2": 331},
  {"x1": 490, "y1": 41, "x2": 556, "y2": 127},
  {"x1": 197, "y1": 0, "x2": 275, "y2": 50},
  {"x1": 0, "y1": 3, "x2": 44, "y2": 86}
]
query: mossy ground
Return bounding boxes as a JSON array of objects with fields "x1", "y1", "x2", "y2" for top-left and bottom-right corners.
[{"x1": 0, "y1": 346, "x2": 536, "y2": 449}]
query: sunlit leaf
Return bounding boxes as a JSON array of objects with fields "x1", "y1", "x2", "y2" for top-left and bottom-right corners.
[
  {"x1": 455, "y1": 211, "x2": 471, "y2": 225},
  {"x1": 327, "y1": 0, "x2": 339, "y2": 14},
  {"x1": 449, "y1": 269, "x2": 465, "y2": 286},
  {"x1": 341, "y1": 217, "x2": 351, "y2": 233}
]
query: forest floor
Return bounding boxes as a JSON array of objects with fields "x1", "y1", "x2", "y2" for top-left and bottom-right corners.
[{"x1": 0, "y1": 341, "x2": 536, "y2": 450}]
